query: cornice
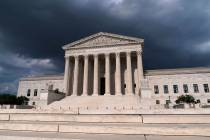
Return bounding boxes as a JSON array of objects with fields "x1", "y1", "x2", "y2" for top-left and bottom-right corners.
[
  {"x1": 145, "y1": 67, "x2": 210, "y2": 76},
  {"x1": 66, "y1": 42, "x2": 140, "y2": 51},
  {"x1": 20, "y1": 74, "x2": 64, "y2": 81}
]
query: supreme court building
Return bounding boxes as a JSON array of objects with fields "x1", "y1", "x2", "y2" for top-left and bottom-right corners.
[{"x1": 18, "y1": 32, "x2": 210, "y2": 109}]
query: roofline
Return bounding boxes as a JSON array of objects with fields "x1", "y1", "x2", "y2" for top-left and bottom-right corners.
[
  {"x1": 145, "y1": 67, "x2": 210, "y2": 76},
  {"x1": 62, "y1": 32, "x2": 144, "y2": 50},
  {"x1": 20, "y1": 74, "x2": 64, "y2": 81}
]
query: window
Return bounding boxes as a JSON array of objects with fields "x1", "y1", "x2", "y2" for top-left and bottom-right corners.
[
  {"x1": 34, "y1": 89, "x2": 38, "y2": 96},
  {"x1": 27, "y1": 89, "x2": 31, "y2": 96},
  {"x1": 204, "y1": 84, "x2": 209, "y2": 93},
  {"x1": 154, "y1": 85, "x2": 159, "y2": 94},
  {"x1": 124, "y1": 84, "x2": 126, "y2": 88},
  {"x1": 134, "y1": 83, "x2": 136, "y2": 88},
  {"x1": 156, "y1": 100, "x2": 160, "y2": 104},
  {"x1": 207, "y1": 99, "x2": 210, "y2": 104},
  {"x1": 183, "y1": 84, "x2": 188, "y2": 93},
  {"x1": 193, "y1": 84, "x2": 199, "y2": 93},
  {"x1": 173, "y1": 85, "x2": 178, "y2": 93},
  {"x1": 163, "y1": 85, "x2": 169, "y2": 94},
  {"x1": 32, "y1": 102, "x2": 36, "y2": 105}
]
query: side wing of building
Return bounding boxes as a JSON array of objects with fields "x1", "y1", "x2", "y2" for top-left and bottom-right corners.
[
  {"x1": 17, "y1": 74, "x2": 64, "y2": 106},
  {"x1": 146, "y1": 67, "x2": 210, "y2": 105}
]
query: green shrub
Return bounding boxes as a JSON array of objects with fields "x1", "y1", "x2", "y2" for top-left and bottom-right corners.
[
  {"x1": 16, "y1": 96, "x2": 29, "y2": 105},
  {"x1": 175, "y1": 95, "x2": 195, "y2": 104}
]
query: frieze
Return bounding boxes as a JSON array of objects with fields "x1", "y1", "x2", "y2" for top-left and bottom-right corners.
[
  {"x1": 65, "y1": 44, "x2": 142, "y2": 56},
  {"x1": 68, "y1": 42, "x2": 141, "y2": 51}
]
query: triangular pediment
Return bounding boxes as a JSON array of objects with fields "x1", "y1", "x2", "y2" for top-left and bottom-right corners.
[{"x1": 63, "y1": 32, "x2": 143, "y2": 50}]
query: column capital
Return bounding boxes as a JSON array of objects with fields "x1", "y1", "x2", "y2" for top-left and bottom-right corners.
[
  {"x1": 116, "y1": 52, "x2": 120, "y2": 57},
  {"x1": 105, "y1": 53, "x2": 110, "y2": 57},
  {"x1": 64, "y1": 55, "x2": 70, "y2": 59},
  {"x1": 136, "y1": 50, "x2": 142, "y2": 56},
  {"x1": 126, "y1": 51, "x2": 131, "y2": 56},
  {"x1": 74, "y1": 55, "x2": 79, "y2": 59},
  {"x1": 84, "y1": 54, "x2": 89, "y2": 59},
  {"x1": 94, "y1": 54, "x2": 99, "y2": 57}
]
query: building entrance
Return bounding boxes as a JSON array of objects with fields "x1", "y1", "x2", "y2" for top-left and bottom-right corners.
[{"x1": 100, "y1": 77, "x2": 105, "y2": 95}]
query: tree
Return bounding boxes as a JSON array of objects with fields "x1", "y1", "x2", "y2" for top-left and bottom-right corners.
[
  {"x1": 0, "y1": 94, "x2": 29, "y2": 105},
  {"x1": 0, "y1": 94, "x2": 16, "y2": 104},
  {"x1": 175, "y1": 95, "x2": 195, "y2": 104}
]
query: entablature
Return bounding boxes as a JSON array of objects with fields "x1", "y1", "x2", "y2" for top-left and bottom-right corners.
[{"x1": 65, "y1": 44, "x2": 142, "y2": 57}]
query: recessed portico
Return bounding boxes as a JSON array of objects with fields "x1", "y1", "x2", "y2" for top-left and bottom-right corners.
[{"x1": 63, "y1": 32, "x2": 144, "y2": 97}]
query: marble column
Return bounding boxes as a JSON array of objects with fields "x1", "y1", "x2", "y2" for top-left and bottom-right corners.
[
  {"x1": 137, "y1": 50, "x2": 144, "y2": 91},
  {"x1": 105, "y1": 53, "x2": 110, "y2": 95},
  {"x1": 64, "y1": 56, "x2": 70, "y2": 96},
  {"x1": 115, "y1": 52, "x2": 122, "y2": 95},
  {"x1": 82, "y1": 55, "x2": 89, "y2": 95},
  {"x1": 126, "y1": 52, "x2": 134, "y2": 95},
  {"x1": 93, "y1": 54, "x2": 99, "y2": 96},
  {"x1": 72, "y1": 56, "x2": 79, "y2": 96}
]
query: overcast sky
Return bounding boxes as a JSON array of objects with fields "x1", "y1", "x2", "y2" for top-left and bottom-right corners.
[{"x1": 0, "y1": 0, "x2": 210, "y2": 94}]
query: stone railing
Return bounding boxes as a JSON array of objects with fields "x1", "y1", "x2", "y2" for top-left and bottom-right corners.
[
  {"x1": 0, "y1": 105, "x2": 34, "y2": 109},
  {"x1": 39, "y1": 89, "x2": 65, "y2": 106}
]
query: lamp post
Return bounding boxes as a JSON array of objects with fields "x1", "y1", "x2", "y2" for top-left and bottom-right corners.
[{"x1": 169, "y1": 96, "x2": 171, "y2": 103}]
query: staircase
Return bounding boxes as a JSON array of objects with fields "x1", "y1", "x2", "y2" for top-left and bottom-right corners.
[
  {"x1": 0, "y1": 111, "x2": 210, "y2": 139},
  {"x1": 46, "y1": 95, "x2": 143, "y2": 110}
]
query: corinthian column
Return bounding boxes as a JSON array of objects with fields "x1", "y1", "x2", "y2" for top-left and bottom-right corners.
[
  {"x1": 137, "y1": 50, "x2": 144, "y2": 91},
  {"x1": 72, "y1": 56, "x2": 79, "y2": 96},
  {"x1": 105, "y1": 53, "x2": 110, "y2": 95},
  {"x1": 115, "y1": 52, "x2": 121, "y2": 95},
  {"x1": 82, "y1": 55, "x2": 89, "y2": 95},
  {"x1": 126, "y1": 52, "x2": 134, "y2": 95},
  {"x1": 64, "y1": 56, "x2": 70, "y2": 96},
  {"x1": 93, "y1": 54, "x2": 99, "y2": 96}
]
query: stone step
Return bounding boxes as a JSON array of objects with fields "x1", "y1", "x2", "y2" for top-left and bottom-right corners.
[
  {"x1": 47, "y1": 96, "x2": 142, "y2": 110},
  {"x1": 2, "y1": 113, "x2": 210, "y2": 124},
  {"x1": 0, "y1": 130, "x2": 210, "y2": 140},
  {"x1": 0, "y1": 121, "x2": 58, "y2": 132},
  {"x1": 142, "y1": 115, "x2": 210, "y2": 124},
  {"x1": 59, "y1": 123, "x2": 210, "y2": 136},
  {"x1": 0, "y1": 113, "x2": 142, "y2": 123},
  {"x1": 0, "y1": 121, "x2": 210, "y2": 136}
]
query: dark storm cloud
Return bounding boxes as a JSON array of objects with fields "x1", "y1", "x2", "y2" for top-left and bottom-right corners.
[{"x1": 0, "y1": 0, "x2": 210, "y2": 93}]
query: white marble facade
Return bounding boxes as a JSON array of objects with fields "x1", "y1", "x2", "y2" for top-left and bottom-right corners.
[
  {"x1": 17, "y1": 32, "x2": 210, "y2": 108},
  {"x1": 18, "y1": 75, "x2": 64, "y2": 106},
  {"x1": 62, "y1": 32, "x2": 144, "y2": 97}
]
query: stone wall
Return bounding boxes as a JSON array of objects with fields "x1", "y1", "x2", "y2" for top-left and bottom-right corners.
[
  {"x1": 146, "y1": 69, "x2": 210, "y2": 105},
  {"x1": 17, "y1": 75, "x2": 64, "y2": 106},
  {"x1": 17, "y1": 67, "x2": 210, "y2": 108}
]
